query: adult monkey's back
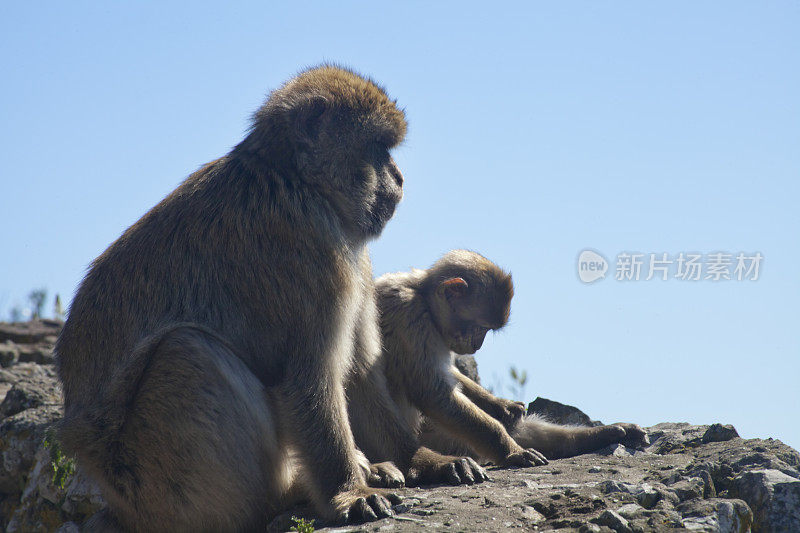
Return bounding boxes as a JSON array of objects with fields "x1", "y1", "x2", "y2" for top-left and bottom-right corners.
[{"x1": 56, "y1": 66, "x2": 407, "y2": 531}]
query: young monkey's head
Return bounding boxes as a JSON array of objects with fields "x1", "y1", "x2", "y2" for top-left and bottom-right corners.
[{"x1": 424, "y1": 250, "x2": 514, "y2": 355}]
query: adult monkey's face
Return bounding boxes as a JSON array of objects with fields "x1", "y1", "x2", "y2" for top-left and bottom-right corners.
[{"x1": 280, "y1": 67, "x2": 407, "y2": 240}]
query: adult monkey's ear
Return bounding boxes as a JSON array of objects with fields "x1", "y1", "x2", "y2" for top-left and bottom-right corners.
[
  {"x1": 294, "y1": 96, "x2": 328, "y2": 146},
  {"x1": 438, "y1": 277, "x2": 469, "y2": 302}
]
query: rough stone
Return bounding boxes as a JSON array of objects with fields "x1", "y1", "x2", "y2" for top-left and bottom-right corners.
[
  {"x1": 453, "y1": 354, "x2": 480, "y2": 384},
  {"x1": 635, "y1": 486, "x2": 662, "y2": 509},
  {"x1": 645, "y1": 422, "x2": 709, "y2": 454},
  {"x1": 0, "y1": 403, "x2": 63, "y2": 530},
  {"x1": 0, "y1": 320, "x2": 63, "y2": 345},
  {"x1": 668, "y1": 476, "x2": 705, "y2": 502},
  {"x1": 677, "y1": 498, "x2": 752, "y2": 532},
  {"x1": 616, "y1": 502, "x2": 644, "y2": 519},
  {"x1": 0, "y1": 341, "x2": 20, "y2": 367},
  {"x1": 591, "y1": 509, "x2": 632, "y2": 533},
  {"x1": 1, "y1": 319, "x2": 799, "y2": 532},
  {"x1": 0, "y1": 371, "x2": 61, "y2": 418},
  {"x1": 16, "y1": 344, "x2": 56, "y2": 365},
  {"x1": 730, "y1": 469, "x2": 800, "y2": 532},
  {"x1": 702, "y1": 424, "x2": 740, "y2": 444},
  {"x1": 527, "y1": 397, "x2": 602, "y2": 426}
]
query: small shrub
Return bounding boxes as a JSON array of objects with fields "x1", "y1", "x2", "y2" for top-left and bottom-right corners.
[
  {"x1": 53, "y1": 294, "x2": 65, "y2": 320},
  {"x1": 28, "y1": 288, "x2": 48, "y2": 320},
  {"x1": 43, "y1": 427, "x2": 76, "y2": 490},
  {"x1": 290, "y1": 516, "x2": 315, "y2": 533},
  {"x1": 509, "y1": 366, "x2": 528, "y2": 401}
]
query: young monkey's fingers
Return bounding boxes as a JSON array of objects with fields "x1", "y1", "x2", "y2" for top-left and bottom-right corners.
[
  {"x1": 615, "y1": 423, "x2": 650, "y2": 447},
  {"x1": 386, "y1": 493, "x2": 403, "y2": 505},
  {"x1": 351, "y1": 497, "x2": 377, "y2": 522},
  {"x1": 524, "y1": 448, "x2": 548, "y2": 465},
  {"x1": 455, "y1": 458, "x2": 476, "y2": 484},
  {"x1": 366, "y1": 494, "x2": 394, "y2": 519},
  {"x1": 370, "y1": 462, "x2": 405, "y2": 488},
  {"x1": 444, "y1": 464, "x2": 461, "y2": 485},
  {"x1": 503, "y1": 448, "x2": 548, "y2": 468},
  {"x1": 464, "y1": 456, "x2": 489, "y2": 482}
]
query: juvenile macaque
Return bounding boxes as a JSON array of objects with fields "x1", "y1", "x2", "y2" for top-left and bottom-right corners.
[
  {"x1": 370, "y1": 250, "x2": 647, "y2": 470},
  {"x1": 344, "y1": 250, "x2": 543, "y2": 491}
]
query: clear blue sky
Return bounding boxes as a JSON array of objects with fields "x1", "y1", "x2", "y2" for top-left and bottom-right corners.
[{"x1": 1, "y1": 3, "x2": 798, "y2": 450}]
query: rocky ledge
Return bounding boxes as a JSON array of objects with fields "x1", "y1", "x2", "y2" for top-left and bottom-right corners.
[{"x1": 1, "y1": 320, "x2": 798, "y2": 532}]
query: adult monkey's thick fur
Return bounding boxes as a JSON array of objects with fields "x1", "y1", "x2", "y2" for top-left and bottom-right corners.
[
  {"x1": 369, "y1": 250, "x2": 647, "y2": 473},
  {"x1": 56, "y1": 66, "x2": 406, "y2": 530}
]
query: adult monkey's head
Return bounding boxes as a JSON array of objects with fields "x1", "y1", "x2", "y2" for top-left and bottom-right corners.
[{"x1": 243, "y1": 64, "x2": 407, "y2": 239}]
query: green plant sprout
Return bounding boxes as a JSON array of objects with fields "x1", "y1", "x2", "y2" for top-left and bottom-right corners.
[{"x1": 43, "y1": 427, "x2": 76, "y2": 490}]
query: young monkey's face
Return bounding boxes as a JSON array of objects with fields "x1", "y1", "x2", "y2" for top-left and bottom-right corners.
[
  {"x1": 448, "y1": 323, "x2": 491, "y2": 355},
  {"x1": 436, "y1": 276, "x2": 510, "y2": 355}
]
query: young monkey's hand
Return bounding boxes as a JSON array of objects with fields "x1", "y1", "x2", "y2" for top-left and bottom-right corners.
[
  {"x1": 495, "y1": 399, "x2": 526, "y2": 429},
  {"x1": 367, "y1": 461, "x2": 405, "y2": 488},
  {"x1": 406, "y1": 451, "x2": 489, "y2": 487},
  {"x1": 500, "y1": 447, "x2": 548, "y2": 468},
  {"x1": 332, "y1": 487, "x2": 402, "y2": 524}
]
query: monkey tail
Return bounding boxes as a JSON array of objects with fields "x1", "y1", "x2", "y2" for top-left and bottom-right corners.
[
  {"x1": 512, "y1": 414, "x2": 636, "y2": 459},
  {"x1": 58, "y1": 322, "x2": 233, "y2": 501},
  {"x1": 510, "y1": 414, "x2": 587, "y2": 459},
  {"x1": 57, "y1": 328, "x2": 168, "y2": 501}
]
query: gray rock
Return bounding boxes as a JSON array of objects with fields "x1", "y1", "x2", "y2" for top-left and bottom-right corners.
[
  {"x1": 0, "y1": 341, "x2": 20, "y2": 367},
  {"x1": 0, "y1": 404, "x2": 61, "y2": 497},
  {"x1": 591, "y1": 509, "x2": 632, "y2": 533},
  {"x1": 518, "y1": 505, "x2": 546, "y2": 523},
  {"x1": 0, "y1": 320, "x2": 62, "y2": 345},
  {"x1": 677, "y1": 498, "x2": 752, "y2": 533},
  {"x1": 453, "y1": 354, "x2": 479, "y2": 383},
  {"x1": 598, "y1": 443, "x2": 636, "y2": 457},
  {"x1": 390, "y1": 497, "x2": 420, "y2": 514},
  {"x1": 0, "y1": 369, "x2": 61, "y2": 418},
  {"x1": 1, "y1": 320, "x2": 800, "y2": 533},
  {"x1": 668, "y1": 477, "x2": 705, "y2": 502},
  {"x1": 635, "y1": 486, "x2": 662, "y2": 509},
  {"x1": 616, "y1": 503, "x2": 644, "y2": 519},
  {"x1": 527, "y1": 397, "x2": 602, "y2": 426},
  {"x1": 5, "y1": 442, "x2": 102, "y2": 532},
  {"x1": 598, "y1": 480, "x2": 636, "y2": 494},
  {"x1": 16, "y1": 343, "x2": 56, "y2": 365},
  {"x1": 55, "y1": 523, "x2": 80, "y2": 533},
  {"x1": 730, "y1": 469, "x2": 800, "y2": 532},
  {"x1": 645, "y1": 422, "x2": 709, "y2": 454},
  {"x1": 62, "y1": 468, "x2": 106, "y2": 518},
  {"x1": 702, "y1": 424, "x2": 740, "y2": 444}
]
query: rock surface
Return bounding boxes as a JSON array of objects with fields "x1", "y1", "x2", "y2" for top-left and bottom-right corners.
[
  {"x1": 0, "y1": 321, "x2": 105, "y2": 532},
  {"x1": 454, "y1": 354, "x2": 480, "y2": 384},
  {"x1": 528, "y1": 397, "x2": 603, "y2": 427},
  {"x1": 1, "y1": 320, "x2": 798, "y2": 532}
]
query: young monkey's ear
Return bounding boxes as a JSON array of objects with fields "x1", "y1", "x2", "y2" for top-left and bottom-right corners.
[{"x1": 438, "y1": 277, "x2": 469, "y2": 301}]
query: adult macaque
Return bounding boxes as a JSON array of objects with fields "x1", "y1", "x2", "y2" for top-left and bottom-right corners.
[{"x1": 56, "y1": 65, "x2": 407, "y2": 530}]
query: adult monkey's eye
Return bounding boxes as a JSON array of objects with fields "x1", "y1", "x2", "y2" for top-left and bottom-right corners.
[{"x1": 373, "y1": 143, "x2": 390, "y2": 162}]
